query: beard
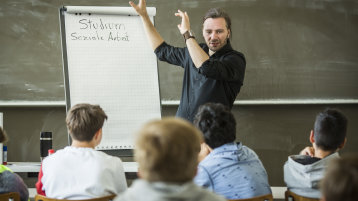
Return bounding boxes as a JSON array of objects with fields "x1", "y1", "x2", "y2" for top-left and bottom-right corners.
[{"x1": 207, "y1": 38, "x2": 228, "y2": 52}]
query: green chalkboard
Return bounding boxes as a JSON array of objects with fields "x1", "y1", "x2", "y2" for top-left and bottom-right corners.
[{"x1": 1, "y1": 0, "x2": 357, "y2": 101}]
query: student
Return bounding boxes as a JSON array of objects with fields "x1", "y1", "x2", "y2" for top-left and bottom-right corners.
[
  {"x1": 114, "y1": 118, "x2": 226, "y2": 201},
  {"x1": 129, "y1": 0, "x2": 246, "y2": 122},
  {"x1": 0, "y1": 127, "x2": 29, "y2": 201},
  {"x1": 193, "y1": 103, "x2": 271, "y2": 199},
  {"x1": 284, "y1": 108, "x2": 348, "y2": 198},
  {"x1": 36, "y1": 103, "x2": 127, "y2": 199},
  {"x1": 321, "y1": 154, "x2": 358, "y2": 201}
]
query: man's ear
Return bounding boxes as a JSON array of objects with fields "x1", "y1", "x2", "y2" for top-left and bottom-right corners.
[
  {"x1": 338, "y1": 137, "x2": 347, "y2": 149},
  {"x1": 309, "y1": 130, "x2": 315, "y2": 144}
]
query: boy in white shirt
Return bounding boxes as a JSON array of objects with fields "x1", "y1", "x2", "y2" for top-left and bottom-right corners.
[{"x1": 36, "y1": 103, "x2": 127, "y2": 199}]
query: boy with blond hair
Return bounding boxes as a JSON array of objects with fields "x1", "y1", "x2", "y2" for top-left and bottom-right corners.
[{"x1": 115, "y1": 118, "x2": 226, "y2": 201}]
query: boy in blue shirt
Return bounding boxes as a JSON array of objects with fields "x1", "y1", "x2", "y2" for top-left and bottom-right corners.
[{"x1": 193, "y1": 103, "x2": 271, "y2": 200}]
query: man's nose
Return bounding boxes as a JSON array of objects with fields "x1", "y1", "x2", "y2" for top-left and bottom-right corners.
[{"x1": 210, "y1": 32, "x2": 218, "y2": 39}]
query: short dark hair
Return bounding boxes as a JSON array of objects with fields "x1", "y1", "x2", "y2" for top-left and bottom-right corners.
[
  {"x1": 66, "y1": 103, "x2": 108, "y2": 142},
  {"x1": 203, "y1": 8, "x2": 232, "y2": 32},
  {"x1": 314, "y1": 108, "x2": 347, "y2": 151},
  {"x1": 321, "y1": 154, "x2": 358, "y2": 201},
  {"x1": 194, "y1": 103, "x2": 236, "y2": 148}
]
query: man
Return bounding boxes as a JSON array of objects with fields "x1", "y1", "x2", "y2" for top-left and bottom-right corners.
[
  {"x1": 193, "y1": 103, "x2": 271, "y2": 199},
  {"x1": 114, "y1": 117, "x2": 226, "y2": 201},
  {"x1": 36, "y1": 103, "x2": 127, "y2": 199},
  {"x1": 321, "y1": 154, "x2": 358, "y2": 201},
  {"x1": 130, "y1": 0, "x2": 246, "y2": 122},
  {"x1": 284, "y1": 108, "x2": 348, "y2": 198}
]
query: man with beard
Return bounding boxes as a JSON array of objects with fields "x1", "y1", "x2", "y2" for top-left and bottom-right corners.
[{"x1": 130, "y1": 0, "x2": 246, "y2": 122}]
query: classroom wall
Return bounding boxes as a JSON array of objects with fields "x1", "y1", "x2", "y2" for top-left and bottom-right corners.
[
  {"x1": 0, "y1": 0, "x2": 357, "y2": 188},
  {"x1": 0, "y1": 0, "x2": 357, "y2": 101}
]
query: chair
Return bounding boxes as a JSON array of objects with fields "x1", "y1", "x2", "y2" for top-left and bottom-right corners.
[
  {"x1": 0, "y1": 192, "x2": 21, "y2": 201},
  {"x1": 34, "y1": 194, "x2": 116, "y2": 201},
  {"x1": 228, "y1": 193, "x2": 273, "y2": 201},
  {"x1": 285, "y1": 190, "x2": 320, "y2": 201}
]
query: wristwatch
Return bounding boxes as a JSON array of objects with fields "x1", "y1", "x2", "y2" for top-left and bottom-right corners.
[{"x1": 183, "y1": 30, "x2": 195, "y2": 42}]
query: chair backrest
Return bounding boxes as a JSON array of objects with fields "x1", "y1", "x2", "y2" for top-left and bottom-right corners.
[
  {"x1": 0, "y1": 192, "x2": 21, "y2": 201},
  {"x1": 228, "y1": 193, "x2": 273, "y2": 201},
  {"x1": 285, "y1": 190, "x2": 320, "y2": 201},
  {"x1": 34, "y1": 194, "x2": 116, "y2": 201}
]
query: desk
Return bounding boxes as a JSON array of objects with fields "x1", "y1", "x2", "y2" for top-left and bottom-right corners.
[
  {"x1": 8, "y1": 162, "x2": 285, "y2": 199},
  {"x1": 27, "y1": 187, "x2": 286, "y2": 199},
  {"x1": 6, "y1": 162, "x2": 138, "y2": 173}
]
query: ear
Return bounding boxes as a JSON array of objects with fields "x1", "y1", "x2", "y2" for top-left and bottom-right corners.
[
  {"x1": 94, "y1": 128, "x2": 102, "y2": 142},
  {"x1": 227, "y1": 29, "x2": 231, "y2": 39},
  {"x1": 309, "y1": 130, "x2": 315, "y2": 143},
  {"x1": 338, "y1": 137, "x2": 347, "y2": 149}
]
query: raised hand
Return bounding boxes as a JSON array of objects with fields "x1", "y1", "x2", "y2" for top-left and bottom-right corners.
[
  {"x1": 129, "y1": 0, "x2": 148, "y2": 17},
  {"x1": 198, "y1": 143, "x2": 212, "y2": 162},
  {"x1": 174, "y1": 9, "x2": 191, "y2": 34}
]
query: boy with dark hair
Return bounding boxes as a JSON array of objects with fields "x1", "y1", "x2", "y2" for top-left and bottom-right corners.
[
  {"x1": 36, "y1": 103, "x2": 127, "y2": 199},
  {"x1": 193, "y1": 103, "x2": 271, "y2": 200},
  {"x1": 284, "y1": 108, "x2": 348, "y2": 198}
]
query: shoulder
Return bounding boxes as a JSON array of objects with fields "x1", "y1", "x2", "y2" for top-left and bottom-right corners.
[
  {"x1": 225, "y1": 50, "x2": 246, "y2": 65},
  {"x1": 0, "y1": 170, "x2": 16, "y2": 180},
  {"x1": 41, "y1": 147, "x2": 69, "y2": 165},
  {"x1": 0, "y1": 164, "x2": 12, "y2": 173},
  {"x1": 239, "y1": 144, "x2": 260, "y2": 158},
  {"x1": 198, "y1": 152, "x2": 217, "y2": 169},
  {"x1": 91, "y1": 150, "x2": 122, "y2": 164},
  {"x1": 194, "y1": 185, "x2": 226, "y2": 201},
  {"x1": 0, "y1": 170, "x2": 28, "y2": 190},
  {"x1": 284, "y1": 155, "x2": 316, "y2": 169}
]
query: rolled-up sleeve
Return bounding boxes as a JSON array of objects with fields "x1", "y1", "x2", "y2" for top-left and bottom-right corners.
[
  {"x1": 199, "y1": 52, "x2": 246, "y2": 82},
  {"x1": 154, "y1": 42, "x2": 189, "y2": 67}
]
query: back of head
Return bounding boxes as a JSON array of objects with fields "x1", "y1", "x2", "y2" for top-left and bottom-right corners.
[
  {"x1": 194, "y1": 103, "x2": 236, "y2": 149},
  {"x1": 314, "y1": 108, "x2": 347, "y2": 151},
  {"x1": 0, "y1": 127, "x2": 8, "y2": 143},
  {"x1": 66, "y1": 103, "x2": 107, "y2": 142},
  {"x1": 134, "y1": 117, "x2": 202, "y2": 183},
  {"x1": 321, "y1": 154, "x2": 358, "y2": 201}
]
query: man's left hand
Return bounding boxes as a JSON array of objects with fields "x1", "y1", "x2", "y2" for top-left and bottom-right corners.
[{"x1": 175, "y1": 10, "x2": 191, "y2": 34}]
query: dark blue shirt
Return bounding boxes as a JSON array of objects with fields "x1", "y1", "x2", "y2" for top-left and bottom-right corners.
[{"x1": 155, "y1": 41, "x2": 246, "y2": 122}]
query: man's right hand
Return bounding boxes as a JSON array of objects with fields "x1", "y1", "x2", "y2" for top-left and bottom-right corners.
[
  {"x1": 129, "y1": 0, "x2": 148, "y2": 17},
  {"x1": 299, "y1": 146, "x2": 315, "y2": 157}
]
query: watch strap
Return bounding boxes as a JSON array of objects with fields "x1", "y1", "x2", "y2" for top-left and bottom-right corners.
[{"x1": 183, "y1": 30, "x2": 195, "y2": 42}]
